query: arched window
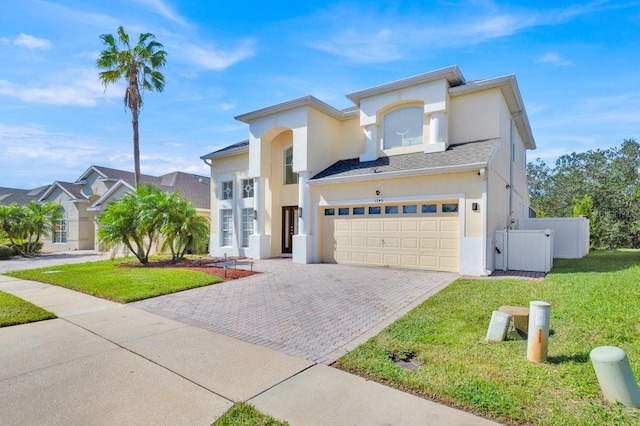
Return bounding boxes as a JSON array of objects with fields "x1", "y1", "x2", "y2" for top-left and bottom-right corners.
[
  {"x1": 383, "y1": 106, "x2": 423, "y2": 149},
  {"x1": 53, "y1": 208, "x2": 67, "y2": 243},
  {"x1": 283, "y1": 146, "x2": 298, "y2": 185}
]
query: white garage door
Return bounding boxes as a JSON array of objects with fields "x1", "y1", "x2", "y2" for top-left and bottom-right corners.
[{"x1": 321, "y1": 202, "x2": 459, "y2": 272}]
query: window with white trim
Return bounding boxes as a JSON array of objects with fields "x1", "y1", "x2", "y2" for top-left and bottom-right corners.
[
  {"x1": 383, "y1": 106, "x2": 423, "y2": 149},
  {"x1": 220, "y1": 209, "x2": 233, "y2": 246},
  {"x1": 242, "y1": 179, "x2": 254, "y2": 198},
  {"x1": 222, "y1": 181, "x2": 233, "y2": 200},
  {"x1": 241, "y1": 208, "x2": 253, "y2": 248},
  {"x1": 284, "y1": 146, "x2": 298, "y2": 185},
  {"x1": 53, "y1": 209, "x2": 67, "y2": 243}
]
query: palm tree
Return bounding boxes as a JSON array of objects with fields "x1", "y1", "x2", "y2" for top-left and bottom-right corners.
[{"x1": 97, "y1": 26, "x2": 167, "y2": 187}]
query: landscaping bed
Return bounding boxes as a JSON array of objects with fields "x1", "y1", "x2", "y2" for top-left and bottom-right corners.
[{"x1": 118, "y1": 256, "x2": 257, "y2": 280}]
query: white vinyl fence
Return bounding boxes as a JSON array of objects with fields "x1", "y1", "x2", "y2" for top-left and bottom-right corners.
[
  {"x1": 520, "y1": 217, "x2": 589, "y2": 258},
  {"x1": 495, "y1": 229, "x2": 554, "y2": 272}
]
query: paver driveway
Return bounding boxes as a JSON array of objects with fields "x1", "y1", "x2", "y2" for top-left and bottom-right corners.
[{"x1": 132, "y1": 259, "x2": 458, "y2": 364}]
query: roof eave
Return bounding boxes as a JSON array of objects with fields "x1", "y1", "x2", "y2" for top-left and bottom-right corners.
[
  {"x1": 235, "y1": 95, "x2": 346, "y2": 123},
  {"x1": 346, "y1": 65, "x2": 465, "y2": 105},
  {"x1": 309, "y1": 162, "x2": 487, "y2": 185},
  {"x1": 201, "y1": 145, "x2": 250, "y2": 160}
]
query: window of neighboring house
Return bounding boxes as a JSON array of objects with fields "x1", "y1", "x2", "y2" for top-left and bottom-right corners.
[
  {"x1": 242, "y1": 179, "x2": 254, "y2": 198},
  {"x1": 241, "y1": 208, "x2": 253, "y2": 248},
  {"x1": 53, "y1": 209, "x2": 67, "y2": 243},
  {"x1": 383, "y1": 105, "x2": 423, "y2": 150},
  {"x1": 221, "y1": 181, "x2": 233, "y2": 200},
  {"x1": 221, "y1": 209, "x2": 233, "y2": 246},
  {"x1": 284, "y1": 146, "x2": 298, "y2": 185}
]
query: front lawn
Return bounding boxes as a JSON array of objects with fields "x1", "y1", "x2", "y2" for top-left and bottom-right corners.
[
  {"x1": 335, "y1": 250, "x2": 640, "y2": 425},
  {"x1": 212, "y1": 403, "x2": 289, "y2": 426},
  {"x1": 0, "y1": 291, "x2": 56, "y2": 327},
  {"x1": 7, "y1": 259, "x2": 223, "y2": 303}
]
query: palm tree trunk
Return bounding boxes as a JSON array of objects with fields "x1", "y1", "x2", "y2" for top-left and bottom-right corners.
[{"x1": 132, "y1": 106, "x2": 140, "y2": 187}]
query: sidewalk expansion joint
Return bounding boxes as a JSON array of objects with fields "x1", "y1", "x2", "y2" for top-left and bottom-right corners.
[
  {"x1": 246, "y1": 362, "x2": 317, "y2": 402},
  {"x1": 61, "y1": 317, "x2": 235, "y2": 404}
]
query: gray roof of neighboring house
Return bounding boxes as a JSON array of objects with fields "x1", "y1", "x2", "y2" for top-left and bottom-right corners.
[
  {"x1": 311, "y1": 139, "x2": 499, "y2": 181},
  {"x1": 56, "y1": 182, "x2": 86, "y2": 200},
  {"x1": 0, "y1": 186, "x2": 48, "y2": 205},
  {"x1": 88, "y1": 166, "x2": 209, "y2": 209}
]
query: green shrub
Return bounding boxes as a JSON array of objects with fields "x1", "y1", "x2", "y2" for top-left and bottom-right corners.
[{"x1": 0, "y1": 245, "x2": 14, "y2": 259}]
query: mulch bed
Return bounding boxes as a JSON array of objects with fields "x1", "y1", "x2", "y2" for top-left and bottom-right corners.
[{"x1": 118, "y1": 256, "x2": 257, "y2": 281}]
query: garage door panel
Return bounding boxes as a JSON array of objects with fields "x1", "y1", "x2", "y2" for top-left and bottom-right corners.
[
  {"x1": 440, "y1": 238, "x2": 458, "y2": 250},
  {"x1": 383, "y1": 253, "x2": 400, "y2": 266},
  {"x1": 401, "y1": 220, "x2": 418, "y2": 232},
  {"x1": 400, "y1": 254, "x2": 419, "y2": 266},
  {"x1": 384, "y1": 237, "x2": 399, "y2": 248},
  {"x1": 366, "y1": 252, "x2": 383, "y2": 264},
  {"x1": 335, "y1": 221, "x2": 350, "y2": 232},
  {"x1": 383, "y1": 220, "x2": 400, "y2": 232},
  {"x1": 440, "y1": 221, "x2": 458, "y2": 232},
  {"x1": 367, "y1": 237, "x2": 382, "y2": 248},
  {"x1": 351, "y1": 221, "x2": 366, "y2": 231},
  {"x1": 351, "y1": 236, "x2": 366, "y2": 247},
  {"x1": 420, "y1": 238, "x2": 438, "y2": 250},
  {"x1": 419, "y1": 220, "x2": 438, "y2": 232},
  {"x1": 401, "y1": 237, "x2": 418, "y2": 249},
  {"x1": 367, "y1": 221, "x2": 383, "y2": 232}
]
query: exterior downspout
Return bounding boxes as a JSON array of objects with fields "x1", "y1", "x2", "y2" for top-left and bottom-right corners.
[{"x1": 480, "y1": 167, "x2": 491, "y2": 275}]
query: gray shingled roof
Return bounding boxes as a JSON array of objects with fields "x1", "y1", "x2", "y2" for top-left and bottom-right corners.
[
  {"x1": 0, "y1": 186, "x2": 48, "y2": 205},
  {"x1": 201, "y1": 140, "x2": 249, "y2": 159},
  {"x1": 311, "y1": 139, "x2": 499, "y2": 181},
  {"x1": 156, "y1": 172, "x2": 210, "y2": 209},
  {"x1": 56, "y1": 182, "x2": 86, "y2": 200}
]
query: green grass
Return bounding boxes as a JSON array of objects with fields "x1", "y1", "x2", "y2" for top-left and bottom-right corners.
[
  {"x1": 0, "y1": 291, "x2": 56, "y2": 327},
  {"x1": 335, "y1": 250, "x2": 640, "y2": 425},
  {"x1": 7, "y1": 259, "x2": 223, "y2": 303},
  {"x1": 212, "y1": 403, "x2": 289, "y2": 426}
]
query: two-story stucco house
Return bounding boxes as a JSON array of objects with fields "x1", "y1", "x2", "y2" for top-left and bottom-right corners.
[{"x1": 201, "y1": 66, "x2": 535, "y2": 275}]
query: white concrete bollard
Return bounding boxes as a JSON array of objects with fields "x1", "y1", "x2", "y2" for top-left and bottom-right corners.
[
  {"x1": 590, "y1": 346, "x2": 640, "y2": 407},
  {"x1": 527, "y1": 301, "x2": 550, "y2": 362},
  {"x1": 486, "y1": 311, "x2": 512, "y2": 342}
]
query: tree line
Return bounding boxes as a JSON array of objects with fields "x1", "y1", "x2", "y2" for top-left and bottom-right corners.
[{"x1": 527, "y1": 138, "x2": 640, "y2": 249}]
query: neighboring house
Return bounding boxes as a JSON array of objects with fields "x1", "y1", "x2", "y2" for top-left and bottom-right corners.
[
  {"x1": 201, "y1": 66, "x2": 536, "y2": 275},
  {"x1": 7, "y1": 165, "x2": 210, "y2": 253}
]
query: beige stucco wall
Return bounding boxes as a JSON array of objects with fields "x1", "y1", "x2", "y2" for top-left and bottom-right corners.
[
  {"x1": 449, "y1": 89, "x2": 502, "y2": 144},
  {"x1": 40, "y1": 187, "x2": 93, "y2": 252}
]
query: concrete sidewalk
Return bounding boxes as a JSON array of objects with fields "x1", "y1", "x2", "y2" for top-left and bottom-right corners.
[{"x1": 0, "y1": 274, "x2": 499, "y2": 425}]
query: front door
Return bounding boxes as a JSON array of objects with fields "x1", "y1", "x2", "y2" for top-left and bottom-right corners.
[{"x1": 282, "y1": 206, "x2": 299, "y2": 254}]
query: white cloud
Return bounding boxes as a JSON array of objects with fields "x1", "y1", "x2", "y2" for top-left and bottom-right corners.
[
  {"x1": 133, "y1": 0, "x2": 188, "y2": 26},
  {"x1": 13, "y1": 33, "x2": 52, "y2": 49},
  {"x1": 536, "y1": 52, "x2": 572, "y2": 66},
  {"x1": 0, "y1": 68, "x2": 120, "y2": 107},
  {"x1": 305, "y1": 1, "x2": 633, "y2": 63},
  {"x1": 178, "y1": 40, "x2": 255, "y2": 70}
]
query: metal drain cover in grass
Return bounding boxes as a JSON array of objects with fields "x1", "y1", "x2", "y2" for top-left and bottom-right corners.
[{"x1": 388, "y1": 351, "x2": 420, "y2": 370}]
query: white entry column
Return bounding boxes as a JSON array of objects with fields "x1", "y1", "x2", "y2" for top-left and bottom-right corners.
[
  {"x1": 293, "y1": 171, "x2": 313, "y2": 264},
  {"x1": 248, "y1": 176, "x2": 271, "y2": 259}
]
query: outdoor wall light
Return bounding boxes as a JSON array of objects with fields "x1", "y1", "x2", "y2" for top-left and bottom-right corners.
[
  {"x1": 375, "y1": 190, "x2": 380, "y2": 196},
  {"x1": 298, "y1": 207, "x2": 303, "y2": 218},
  {"x1": 472, "y1": 202, "x2": 478, "y2": 211},
  {"x1": 253, "y1": 209, "x2": 257, "y2": 220}
]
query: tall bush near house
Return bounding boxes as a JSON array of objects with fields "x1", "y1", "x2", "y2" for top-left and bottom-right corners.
[
  {"x1": 98, "y1": 185, "x2": 159, "y2": 264},
  {"x1": 157, "y1": 194, "x2": 209, "y2": 263},
  {"x1": 0, "y1": 202, "x2": 61, "y2": 255}
]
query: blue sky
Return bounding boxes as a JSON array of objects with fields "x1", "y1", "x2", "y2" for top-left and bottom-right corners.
[{"x1": 1, "y1": 0, "x2": 638, "y2": 189}]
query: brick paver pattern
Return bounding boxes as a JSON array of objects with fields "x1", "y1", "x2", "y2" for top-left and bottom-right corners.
[{"x1": 132, "y1": 259, "x2": 457, "y2": 364}]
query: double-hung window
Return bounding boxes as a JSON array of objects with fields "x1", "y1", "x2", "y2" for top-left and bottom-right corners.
[
  {"x1": 241, "y1": 208, "x2": 253, "y2": 248},
  {"x1": 53, "y1": 209, "x2": 67, "y2": 243},
  {"x1": 284, "y1": 146, "x2": 298, "y2": 185},
  {"x1": 221, "y1": 209, "x2": 233, "y2": 246}
]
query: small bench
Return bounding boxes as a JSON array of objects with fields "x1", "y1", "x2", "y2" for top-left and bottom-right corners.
[{"x1": 499, "y1": 305, "x2": 529, "y2": 338}]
